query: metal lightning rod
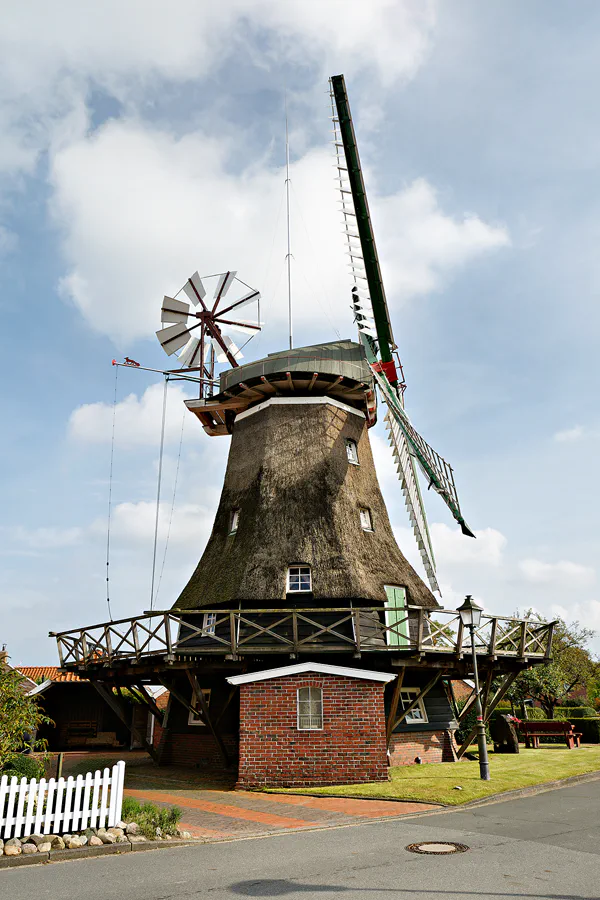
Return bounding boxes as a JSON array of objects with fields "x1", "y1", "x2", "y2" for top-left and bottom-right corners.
[{"x1": 285, "y1": 90, "x2": 293, "y2": 350}]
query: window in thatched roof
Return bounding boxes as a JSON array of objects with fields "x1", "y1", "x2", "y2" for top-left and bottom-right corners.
[
  {"x1": 229, "y1": 508, "x2": 240, "y2": 534},
  {"x1": 288, "y1": 565, "x2": 312, "y2": 593},
  {"x1": 297, "y1": 686, "x2": 323, "y2": 730},
  {"x1": 359, "y1": 507, "x2": 373, "y2": 531},
  {"x1": 345, "y1": 438, "x2": 359, "y2": 464}
]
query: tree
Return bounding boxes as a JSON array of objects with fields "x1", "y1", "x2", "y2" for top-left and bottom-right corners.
[
  {"x1": 0, "y1": 665, "x2": 51, "y2": 769},
  {"x1": 507, "y1": 612, "x2": 599, "y2": 718}
]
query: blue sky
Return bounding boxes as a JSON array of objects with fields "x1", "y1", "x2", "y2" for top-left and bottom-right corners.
[{"x1": 1, "y1": 1, "x2": 599, "y2": 664}]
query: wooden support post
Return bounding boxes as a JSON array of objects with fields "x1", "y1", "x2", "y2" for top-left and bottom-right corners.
[
  {"x1": 132, "y1": 684, "x2": 164, "y2": 726},
  {"x1": 456, "y1": 670, "x2": 520, "y2": 759},
  {"x1": 186, "y1": 672, "x2": 231, "y2": 769},
  {"x1": 214, "y1": 685, "x2": 239, "y2": 729},
  {"x1": 386, "y1": 669, "x2": 405, "y2": 746},
  {"x1": 92, "y1": 682, "x2": 159, "y2": 764},
  {"x1": 442, "y1": 678, "x2": 460, "y2": 722},
  {"x1": 307, "y1": 372, "x2": 318, "y2": 391},
  {"x1": 392, "y1": 671, "x2": 442, "y2": 731},
  {"x1": 481, "y1": 667, "x2": 494, "y2": 720}
]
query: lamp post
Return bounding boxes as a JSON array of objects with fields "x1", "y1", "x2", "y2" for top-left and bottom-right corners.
[{"x1": 457, "y1": 595, "x2": 490, "y2": 781}]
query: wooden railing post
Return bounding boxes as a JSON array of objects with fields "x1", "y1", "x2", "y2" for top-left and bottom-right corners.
[
  {"x1": 488, "y1": 617, "x2": 498, "y2": 657},
  {"x1": 230, "y1": 612, "x2": 237, "y2": 657},
  {"x1": 353, "y1": 609, "x2": 362, "y2": 655},
  {"x1": 518, "y1": 621, "x2": 527, "y2": 659},
  {"x1": 455, "y1": 620, "x2": 464, "y2": 655},
  {"x1": 544, "y1": 621, "x2": 556, "y2": 661},
  {"x1": 104, "y1": 626, "x2": 113, "y2": 663},
  {"x1": 164, "y1": 613, "x2": 173, "y2": 658},
  {"x1": 416, "y1": 608, "x2": 424, "y2": 652}
]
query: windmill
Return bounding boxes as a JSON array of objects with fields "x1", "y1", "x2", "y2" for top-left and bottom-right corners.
[
  {"x1": 330, "y1": 74, "x2": 474, "y2": 594},
  {"x1": 156, "y1": 270, "x2": 262, "y2": 397}
]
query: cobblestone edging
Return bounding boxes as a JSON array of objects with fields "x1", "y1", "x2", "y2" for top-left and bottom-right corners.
[{"x1": 0, "y1": 835, "x2": 198, "y2": 869}]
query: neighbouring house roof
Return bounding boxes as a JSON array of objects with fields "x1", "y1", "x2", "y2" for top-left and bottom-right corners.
[
  {"x1": 154, "y1": 690, "x2": 170, "y2": 710},
  {"x1": 1, "y1": 649, "x2": 37, "y2": 693},
  {"x1": 227, "y1": 662, "x2": 397, "y2": 686},
  {"x1": 17, "y1": 666, "x2": 86, "y2": 684}
]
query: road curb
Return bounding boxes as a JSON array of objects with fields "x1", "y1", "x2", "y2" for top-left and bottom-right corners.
[{"x1": 0, "y1": 838, "x2": 198, "y2": 870}]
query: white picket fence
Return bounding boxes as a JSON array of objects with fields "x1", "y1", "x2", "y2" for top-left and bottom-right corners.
[{"x1": 0, "y1": 760, "x2": 125, "y2": 840}]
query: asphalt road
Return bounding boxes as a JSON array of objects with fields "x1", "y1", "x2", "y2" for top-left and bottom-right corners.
[{"x1": 3, "y1": 780, "x2": 600, "y2": 900}]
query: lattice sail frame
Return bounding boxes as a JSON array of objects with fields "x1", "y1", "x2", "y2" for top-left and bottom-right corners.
[{"x1": 330, "y1": 74, "x2": 474, "y2": 593}]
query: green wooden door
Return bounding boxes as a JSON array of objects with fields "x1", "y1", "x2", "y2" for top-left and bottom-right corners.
[{"x1": 384, "y1": 585, "x2": 409, "y2": 647}]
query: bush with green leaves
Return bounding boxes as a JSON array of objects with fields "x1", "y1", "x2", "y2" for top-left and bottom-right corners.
[
  {"x1": 0, "y1": 665, "x2": 52, "y2": 769},
  {"x1": 568, "y1": 717, "x2": 600, "y2": 744},
  {"x1": 1, "y1": 754, "x2": 45, "y2": 780},
  {"x1": 121, "y1": 796, "x2": 182, "y2": 839},
  {"x1": 555, "y1": 706, "x2": 596, "y2": 719}
]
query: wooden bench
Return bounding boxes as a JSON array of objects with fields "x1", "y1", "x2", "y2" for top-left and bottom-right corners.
[{"x1": 520, "y1": 720, "x2": 582, "y2": 749}]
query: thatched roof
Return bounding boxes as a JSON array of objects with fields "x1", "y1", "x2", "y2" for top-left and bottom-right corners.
[{"x1": 175, "y1": 395, "x2": 438, "y2": 611}]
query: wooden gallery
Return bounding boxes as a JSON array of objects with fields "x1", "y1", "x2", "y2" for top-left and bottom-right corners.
[{"x1": 50, "y1": 77, "x2": 553, "y2": 788}]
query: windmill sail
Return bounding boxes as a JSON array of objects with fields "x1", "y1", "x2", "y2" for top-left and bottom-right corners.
[
  {"x1": 330, "y1": 73, "x2": 474, "y2": 590},
  {"x1": 385, "y1": 409, "x2": 439, "y2": 593}
]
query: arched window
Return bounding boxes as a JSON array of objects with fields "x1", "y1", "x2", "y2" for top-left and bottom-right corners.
[{"x1": 287, "y1": 565, "x2": 312, "y2": 593}]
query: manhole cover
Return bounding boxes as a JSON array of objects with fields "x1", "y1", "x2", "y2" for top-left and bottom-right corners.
[{"x1": 406, "y1": 842, "x2": 469, "y2": 855}]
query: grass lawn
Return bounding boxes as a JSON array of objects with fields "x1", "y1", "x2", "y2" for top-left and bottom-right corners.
[{"x1": 269, "y1": 745, "x2": 600, "y2": 806}]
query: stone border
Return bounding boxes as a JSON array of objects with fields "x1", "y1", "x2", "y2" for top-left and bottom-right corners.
[{"x1": 0, "y1": 836, "x2": 198, "y2": 870}]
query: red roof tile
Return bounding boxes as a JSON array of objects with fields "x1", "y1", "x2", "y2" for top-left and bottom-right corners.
[{"x1": 18, "y1": 666, "x2": 87, "y2": 684}]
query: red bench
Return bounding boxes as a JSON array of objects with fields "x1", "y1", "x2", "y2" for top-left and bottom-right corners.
[{"x1": 520, "y1": 720, "x2": 582, "y2": 749}]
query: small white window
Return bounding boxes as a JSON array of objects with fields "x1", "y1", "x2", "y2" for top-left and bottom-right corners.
[
  {"x1": 359, "y1": 508, "x2": 373, "y2": 531},
  {"x1": 202, "y1": 612, "x2": 217, "y2": 636},
  {"x1": 229, "y1": 509, "x2": 240, "y2": 534},
  {"x1": 188, "y1": 688, "x2": 211, "y2": 726},
  {"x1": 287, "y1": 565, "x2": 312, "y2": 593},
  {"x1": 345, "y1": 438, "x2": 359, "y2": 465},
  {"x1": 297, "y1": 686, "x2": 323, "y2": 730},
  {"x1": 399, "y1": 688, "x2": 428, "y2": 725}
]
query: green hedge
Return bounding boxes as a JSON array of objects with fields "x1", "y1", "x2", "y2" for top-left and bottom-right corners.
[
  {"x1": 523, "y1": 707, "x2": 547, "y2": 720},
  {"x1": 569, "y1": 717, "x2": 600, "y2": 743},
  {"x1": 555, "y1": 706, "x2": 596, "y2": 719}
]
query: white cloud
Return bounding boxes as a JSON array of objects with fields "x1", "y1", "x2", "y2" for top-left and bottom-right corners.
[
  {"x1": 69, "y1": 382, "x2": 192, "y2": 447},
  {"x1": 5, "y1": 525, "x2": 83, "y2": 550},
  {"x1": 50, "y1": 120, "x2": 509, "y2": 347},
  {"x1": 429, "y1": 522, "x2": 507, "y2": 567},
  {"x1": 518, "y1": 558, "x2": 596, "y2": 587},
  {"x1": 95, "y1": 500, "x2": 213, "y2": 549},
  {"x1": 0, "y1": 226, "x2": 17, "y2": 255},
  {"x1": 0, "y1": 1, "x2": 436, "y2": 177},
  {"x1": 554, "y1": 425, "x2": 585, "y2": 443}
]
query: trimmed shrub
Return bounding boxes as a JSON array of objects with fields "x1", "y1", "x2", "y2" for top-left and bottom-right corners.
[
  {"x1": 523, "y1": 707, "x2": 547, "y2": 721},
  {"x1": 1, "y1": 754, "x2": 45, "y2": 780},
  {"x1": 569, "y1": 717, "x2": 600, "y2": 744},
  {"x1": 556, "y1": 706, "x2": 596, "y2": 719}
]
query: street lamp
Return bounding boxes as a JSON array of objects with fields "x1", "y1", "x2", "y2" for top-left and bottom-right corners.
[{"x1": 457, "y1": 595, "x2": 490, "y2": 781}]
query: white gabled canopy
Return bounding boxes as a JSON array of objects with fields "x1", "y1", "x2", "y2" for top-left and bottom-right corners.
[{"x1": 226, "y1": 662, "x2": 396, "y2": 686}]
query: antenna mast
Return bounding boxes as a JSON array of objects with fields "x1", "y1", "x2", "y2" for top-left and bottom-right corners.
[{"x1": 285, "y1": 92, "x2": 293, "y2": 349}]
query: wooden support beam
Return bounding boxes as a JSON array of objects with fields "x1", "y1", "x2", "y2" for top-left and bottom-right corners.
[
  {"x1": 214, "y1": 685, "x2": 239, "y2": 729},
  {"x1": 442, "y1": 677, "x2": 460, "y2": 722},
  {"x1": 307, "y1": 372, "x2": 318, "y2": 391},
  {"x1": 456, "y1": 670, "x2": 520, "y2": 759},
  {"x1": 481, "y1": 667, "x2": 494, "y2": 719},
  {"x1": 285, "y1": 371, "x2": 295, "y2": 392},
  {"x1": 92, "y1": 682, "x2": 159, "y2": 764},
  {"x1": 132, "y1": 684, "x2": 165, "y2": 726},
  {"x1": 392, "y1": 671, "x2": 442, "y2": 731},
  {"x1": 325, "y1": 376, "x2": 343, "y2": 393},
  {"x1": 386, "y1": 669, "x2": 404, "y2": 746},
  {"x1": 186, "y1": 672, "x2": 231, "y2": 769},
  {"x1": 260, "y1": 376, "x2": 280, "y2": 395}
]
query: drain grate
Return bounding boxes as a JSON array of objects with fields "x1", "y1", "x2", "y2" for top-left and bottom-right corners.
[{"x1": 406, "y1": 842, "x2": 469, "y2": 855}]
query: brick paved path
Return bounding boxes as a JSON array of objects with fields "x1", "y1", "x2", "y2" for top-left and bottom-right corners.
[{"x1": 124, "y1": 785, "x2": 439, "y2": 841}]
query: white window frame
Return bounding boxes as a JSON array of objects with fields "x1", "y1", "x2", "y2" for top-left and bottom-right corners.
[
  {"x1": 297, "y1": 686, "x2": 323, "y2": 730},
  {"x1": 399, "y1": 688, "x2": 429, "y2": 725},
  {"x1": 229, "y1": 509, "x2": 240, "y2": 534},
  {"x1": 345, "y1": 438, "x2": 359, "y2": 465},
  {"x1": 188, "y1": 688, "x2": 212, "y2": 727},
  {"x1": 202, "y1": 612, "x2": 217, "y2": 636},
  {"x1": 359, "y1": 507, "x2": 373, "y2": 531},
  {"x1": 287, "y1": 565, "x2": 312, "y2": 593}
]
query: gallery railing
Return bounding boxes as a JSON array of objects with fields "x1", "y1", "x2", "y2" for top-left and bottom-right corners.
[{"x1": 51, "y1": 607, "x2": 555, "y2": 669}]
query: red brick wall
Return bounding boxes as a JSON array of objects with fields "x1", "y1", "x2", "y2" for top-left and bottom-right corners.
[
  {"x1": 158, "y1": 730, "x2": 238, "y2": 770},
  {"x1": 389, "y1": 729, "x2": 457, "y2": 766},
  {"x1": 237, "y1": 674, "x2": 389, "y2": 788}
]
